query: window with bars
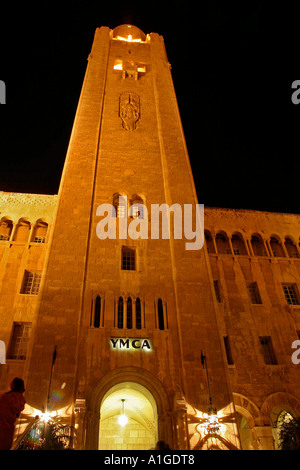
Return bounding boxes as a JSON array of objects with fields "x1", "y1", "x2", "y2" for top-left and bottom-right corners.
[
  {"x1": 32, "y1": 220, "x2": 48, "y2": 243},
  {"x1": 282, "y1": 283, "x2": 300, "y2": 305},
  {"x1": 8, "y1": 322, "x2": 32, "y2": 360},
  {"x1": 121, "y1": 247, "x2": 136, "y2": 271},
  {"x1": 247, "y1": 282, "x2": 262, "y2": 304},
  {"x1": 259, "y1": 336, "x2": 277, "y2": 365},
  {"x1": 33, "y1": 236, "x2": 46, "y2": 243},
  {"x1": 20, "y1": 271, "x2": 42, "y2": 295}
]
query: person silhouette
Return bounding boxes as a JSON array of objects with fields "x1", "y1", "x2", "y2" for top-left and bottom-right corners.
[
  {"x1": 155, "y1": 440, "x2": 171, "y2": 450},
  {"x1": 0, "y1": 378, "x2": 26, "y2": 450}
]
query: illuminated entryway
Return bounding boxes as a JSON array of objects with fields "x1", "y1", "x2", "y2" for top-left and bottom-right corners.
[{"x1": 98, "y1": 382, "x2": 158, "y2": 450}]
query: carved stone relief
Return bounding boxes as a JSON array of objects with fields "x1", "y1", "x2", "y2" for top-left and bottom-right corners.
[{"x1": 119, "y1": 92, "x2": 140, "y2": 130}]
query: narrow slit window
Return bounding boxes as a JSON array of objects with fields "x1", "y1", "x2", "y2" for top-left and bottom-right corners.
[
  {"x1": 247, "y1": 282, "x2": 262, "y2": 304},
  {"x1": 259, "y1": 336, "x2": 277, "y2": 365},
  {"x1": 158, "y1": 298, "x2": 164, "y2": 330},
  {"x1": 118, "y1": 297, "x2": 123, "y2": 329},
  {"x1": 214, "y1": 280, "x2": 221, "y2": 303},
  {"x1": 94, "y1": 296, "x2": 101, "y2": 328},
  {"x1": 127, "y1": 297, "x2": 132, "y2": 329},
  {"x1": 223, "y1": 336, "x2": 234, "y2": 365},
  {"x1": 136, "y1": 298, "x2": 142, "y2": 329}
]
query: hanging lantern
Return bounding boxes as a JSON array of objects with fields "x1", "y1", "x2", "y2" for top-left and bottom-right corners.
[{"x1": 118, "y1": 399, "x2": 128, "y2": 427}]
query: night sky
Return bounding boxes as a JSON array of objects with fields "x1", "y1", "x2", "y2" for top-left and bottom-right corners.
[{"x1": 0, "y1": 2, "x2": 299, "y2": 214}]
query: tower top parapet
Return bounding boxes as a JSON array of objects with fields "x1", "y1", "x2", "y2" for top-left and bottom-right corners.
[{"x1": 112, "y1": 24, "x2": 147, "y2": 43}]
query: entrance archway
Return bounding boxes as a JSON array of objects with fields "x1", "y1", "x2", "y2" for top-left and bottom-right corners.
[
  {"x1": 99, "y1": 382, "x2": 157, "y2": 450},
  {"x1": 86, "y1": 367, "x2": 173, "y2": 450}
]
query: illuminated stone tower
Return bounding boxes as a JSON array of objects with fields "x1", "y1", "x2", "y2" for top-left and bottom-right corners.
[{"x1": 24, "y1": 25, "x2": 238, "y2": 449}]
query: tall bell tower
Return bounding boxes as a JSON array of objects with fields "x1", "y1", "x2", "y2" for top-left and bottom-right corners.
[{"x1": 25, "y1": 25, "x2": 238, "y2": 450}]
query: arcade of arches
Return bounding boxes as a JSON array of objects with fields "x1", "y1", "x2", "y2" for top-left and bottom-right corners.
[{"x1": 82, "y1": 374, "x2": 300, "y2": 450}]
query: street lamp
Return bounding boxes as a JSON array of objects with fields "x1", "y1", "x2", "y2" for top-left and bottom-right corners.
[{"x1": 201, "y1": 351, "x2": 220, "y2": 434}]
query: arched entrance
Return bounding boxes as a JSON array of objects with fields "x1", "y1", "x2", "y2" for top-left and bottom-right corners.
[
  {"x1": 99, "y1": 382, "x2": 157, "y2": 450},
  {"x1": 85, "y1": 367, "x2": 174, "y2": 450}
]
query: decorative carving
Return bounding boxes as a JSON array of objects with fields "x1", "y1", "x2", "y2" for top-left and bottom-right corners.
[
  {"x1": 119, "y1": 92, "x2": 140, "y2": 130},
  {"x1": 0, "y1": 192, "x2": 57, "y2": 207}
]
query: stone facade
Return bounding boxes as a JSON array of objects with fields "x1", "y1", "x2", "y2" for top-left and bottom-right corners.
[{"x1": 0, "y1": 25, "x2": 299, "y2": 450}]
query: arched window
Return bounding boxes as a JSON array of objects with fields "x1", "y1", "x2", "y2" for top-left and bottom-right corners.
[
  {"x1": 215, "y1": 231, "x2": 231, "y2": 254},
  {"x1": 284, "y1": 237, "x2": 299, "y2": 258},
  {"x1": 94, "y1": 296, "x2": 101, "y2": 328},
  {"x1": 130, "y1": 195, "x2": 144, "y2": 219},
  {"x1": 127, "y1": 297, "x2": 132, "y2": 329},
  {"x1": 205, "y1": 230, "x2": 215, "y2": 253},
  {"x1": 32, "y1": 219, "x2": 48, "y2": 243},
  {"x1": 117, "y1": 297, "x2": 124, "y2": 329},
  {"x1": 274, "y1": 411, "x2": 295, "y2": 450},
  {"x1": 0, "y1": 217, "x2": 13, "y2": 241},
  {"x1": 251, "y1": 233, "x2": 266, "y2": 256},
  {"x1": 136, "y1": 298, "x2": 142, "y2": 329},
  {"x1": 158, "y1": 298, "x2": 164, "y2": 330},
  {"x1": 270, "y1": 235, "x2": 285, "y2": 257},
  {"x1": 231, "y1": 232, "x2": 247, "y2": 255},
  {"x1": 113, "y1": 194, "x2": 127, "y2": 218},
  {"x1": 14, "y1": 218, "x2": 31, "y2": 242}
]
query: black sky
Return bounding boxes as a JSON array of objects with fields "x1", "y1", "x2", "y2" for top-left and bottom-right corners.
[{"x1": 0, "y1": 2, "x2": 299, "y2": 214}]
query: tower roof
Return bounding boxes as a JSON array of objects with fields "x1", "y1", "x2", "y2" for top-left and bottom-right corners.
[{"x1": 112, "y1": 24, "x2": 146, "y2": 42}]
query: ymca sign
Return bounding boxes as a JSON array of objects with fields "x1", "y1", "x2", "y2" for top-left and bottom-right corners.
[{"x1": 110, "y1": 337, "x2": 151, "y2": 351}]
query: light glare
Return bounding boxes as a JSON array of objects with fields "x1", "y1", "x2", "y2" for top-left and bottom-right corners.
[{"x1": 118, "y1": 414, "x2": 128, "y2": 427}]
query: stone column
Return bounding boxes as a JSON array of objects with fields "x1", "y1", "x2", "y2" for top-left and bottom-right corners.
[
  {"x1": 211, "y1": 230, "x2": 218, "y2": 254},
  {"x1": 85, "y1": 409, "x2": 101, "y2": 450},
  {"x1": 174, "y1": 386, "x2": 189, "y2": 450},
  {"x1": 74, "y1": 398, "x2": 87, "y2": 450}
]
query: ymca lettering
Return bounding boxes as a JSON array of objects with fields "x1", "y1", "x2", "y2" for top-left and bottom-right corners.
[{"x1": 110, "y1": 337, "x2": 151, "y2": 351}]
